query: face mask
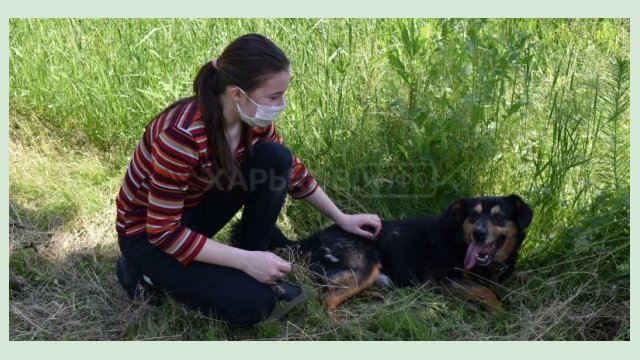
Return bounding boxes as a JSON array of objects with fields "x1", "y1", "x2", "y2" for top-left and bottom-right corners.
[{"x1": 235, "y1": 88, "x2": 287, "y2": 128}]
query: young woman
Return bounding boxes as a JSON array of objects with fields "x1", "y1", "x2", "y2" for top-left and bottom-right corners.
[{"x1": 115, "y1": 33, "x2": 382, "y2": 328}]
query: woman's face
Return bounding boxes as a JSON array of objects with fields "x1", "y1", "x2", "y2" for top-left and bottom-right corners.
[{"x1": 235, "y1": 69, "x2": 290, "y2": 117}]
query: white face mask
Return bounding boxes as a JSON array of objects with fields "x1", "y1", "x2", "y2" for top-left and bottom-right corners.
[{"x1": 235, "y1": 88, "x2": 287, "y2": 128}]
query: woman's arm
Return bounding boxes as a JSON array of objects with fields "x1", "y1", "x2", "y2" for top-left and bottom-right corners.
[{"x1": 302, "y1": 186, "x2": 382, "y2": 238}]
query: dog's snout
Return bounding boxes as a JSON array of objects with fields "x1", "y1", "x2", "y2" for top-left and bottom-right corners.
[{"x1": 473, "y1": 225, "x2": 488, "y2": 242}]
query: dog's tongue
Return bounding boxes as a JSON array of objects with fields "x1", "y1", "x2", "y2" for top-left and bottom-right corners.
[{"x1": 464, "y1": 243, "x2": 484, "y2": 270}]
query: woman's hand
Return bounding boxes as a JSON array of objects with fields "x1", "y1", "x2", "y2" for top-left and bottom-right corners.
[
  {"x1": 240, "y1": 251, "x2": 292, "y2": 284},
  {"x1": 300, "y1": 186, "x2": 382, "y2": 239},
  {"x1": 336, "y1": 213, "x2": 382, "y2": 239}
]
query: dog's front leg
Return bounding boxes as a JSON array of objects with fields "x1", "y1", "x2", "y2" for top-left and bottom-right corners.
[{"x1": 444, "y1": 278, "x2": 504, "y2": 313}]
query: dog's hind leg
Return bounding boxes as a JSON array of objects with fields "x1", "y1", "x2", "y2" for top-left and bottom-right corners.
[
  {"x1": 359, "y1": 289, "x2": 388, "y2": 304},
  {"x1": 323, "y1": 264, "x2": 382, "y2": 323},
  {"x1": 360, "y1": 273, "x2": 391, "y2": 303}
]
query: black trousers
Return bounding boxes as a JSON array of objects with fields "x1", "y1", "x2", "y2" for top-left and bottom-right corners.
[{"x1": 118, "y1": 142, "x2": 293, "y2": 328}]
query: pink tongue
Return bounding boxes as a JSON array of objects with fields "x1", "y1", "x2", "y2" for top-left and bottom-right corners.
[{"x1": 464, "y1": 243, "x2": 483, "y2": 270}]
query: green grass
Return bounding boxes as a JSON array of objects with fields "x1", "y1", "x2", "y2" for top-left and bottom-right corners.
[{"x1": 9, "y1": 18, "x2": 629, "y2": 340}]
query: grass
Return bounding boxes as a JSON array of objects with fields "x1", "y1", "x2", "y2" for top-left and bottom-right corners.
[{"x1": 8, "y1": 18, "x2": 630, "y2": 340}]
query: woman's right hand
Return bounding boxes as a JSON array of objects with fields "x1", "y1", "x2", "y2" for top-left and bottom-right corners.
[{"x1": 240, "y1": 251, "x2": 292, "y2": 284}]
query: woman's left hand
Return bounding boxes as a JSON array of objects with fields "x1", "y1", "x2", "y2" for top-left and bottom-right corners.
[{"x1": 336, "y1": 213, "x2": 382, "y2": 239}]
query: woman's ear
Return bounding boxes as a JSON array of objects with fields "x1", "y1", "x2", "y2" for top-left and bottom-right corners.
[{"x1": 227, "y1": 86, "x2": 243, "y2": 102}]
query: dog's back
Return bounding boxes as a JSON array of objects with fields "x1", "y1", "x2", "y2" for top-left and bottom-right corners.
[{"x1": 298, "y1": 224, "x2": 381, "y2": 287}]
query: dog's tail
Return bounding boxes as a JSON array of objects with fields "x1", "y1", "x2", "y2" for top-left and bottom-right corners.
[{"x1": 230, "y1": 221, "x2": 300, "y2": 251}]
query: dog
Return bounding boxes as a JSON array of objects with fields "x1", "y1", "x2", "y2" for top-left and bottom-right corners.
[{"x1": 278, "y1": 195, "x2": 533, "y2": 322}]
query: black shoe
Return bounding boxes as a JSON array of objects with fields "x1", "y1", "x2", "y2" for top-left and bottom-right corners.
[
  {"x1": 115, "y1": 257, "x2": 163, "y2": 305},
  {"x1": 272, "y1": 281, "x2": 303, "y2": 302}
]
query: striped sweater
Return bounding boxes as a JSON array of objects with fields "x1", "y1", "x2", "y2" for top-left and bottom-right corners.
[{"x1": 116, "y1": 100, "x2": 318, "y2": 265}]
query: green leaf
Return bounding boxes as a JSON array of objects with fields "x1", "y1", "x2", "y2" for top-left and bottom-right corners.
[
  {"x1": 506, "y1": 99, "x2": 528, "y2": 116},
  {"x1": 387, "y1": 52, "x2": 410, "y2": 85}
]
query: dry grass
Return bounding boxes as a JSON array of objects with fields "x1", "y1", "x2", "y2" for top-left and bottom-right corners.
[
  {"x1": 8, "y1": 203, "x2": 630, "y2": 340},
  {"x1": 10, "y1": 205, "x2": 138, "y2": 340}
]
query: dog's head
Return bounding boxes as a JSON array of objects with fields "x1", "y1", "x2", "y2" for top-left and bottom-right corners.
[{"x1": 448, "y1": 194, "x2": 533, "y2": 271}]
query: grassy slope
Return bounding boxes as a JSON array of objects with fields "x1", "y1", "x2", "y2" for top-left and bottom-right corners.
[{"x1": 9, "y1": 18, "x2": 630, "y2": 340}]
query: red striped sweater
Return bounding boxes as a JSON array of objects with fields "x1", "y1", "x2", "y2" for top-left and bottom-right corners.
[{"x1": 116, "y1": 100, "x2": 318, "y2": 265}]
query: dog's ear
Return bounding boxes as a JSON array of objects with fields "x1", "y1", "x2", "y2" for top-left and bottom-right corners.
[
  {"x1": 444, "y1": 198, "x2": 467, "y2": 225},
  {"x1": 507, "y1": 194, "x2": 533, "y2": 230}
]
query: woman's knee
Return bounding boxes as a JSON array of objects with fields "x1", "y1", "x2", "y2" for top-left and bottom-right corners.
[{"x1": 250, "y1": 142, "x2": 292, "y2": 172}]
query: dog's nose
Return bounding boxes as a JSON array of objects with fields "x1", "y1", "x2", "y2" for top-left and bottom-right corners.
[{"x1": 473, "y1": 226, "x2": 487, "y2": 242}]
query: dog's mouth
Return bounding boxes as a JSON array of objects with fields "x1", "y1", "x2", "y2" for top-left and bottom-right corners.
[{"x1": 464, "y1": 242, "x2": 498, "y2": 270}]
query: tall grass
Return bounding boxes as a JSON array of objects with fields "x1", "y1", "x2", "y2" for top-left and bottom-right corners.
[{"x1": 9, "y1": 18, "x2": 630, "y2": 340}]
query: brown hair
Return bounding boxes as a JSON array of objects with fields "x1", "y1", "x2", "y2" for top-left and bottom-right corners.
[{"x1": 152, "y1": 34, "x2": 290, "y2": 183}]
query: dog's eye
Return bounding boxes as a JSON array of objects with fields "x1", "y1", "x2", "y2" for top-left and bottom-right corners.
[
  {"x1": 492, "y1": 213, "x2": 505, "y2": 224},
  {"x1": 468, "y1": 212, "x2": 480, "y2": 223}
]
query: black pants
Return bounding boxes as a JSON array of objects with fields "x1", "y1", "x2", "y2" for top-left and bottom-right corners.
[{"x1": 118, "y1": 142, "x2": 292, "y2": 328}]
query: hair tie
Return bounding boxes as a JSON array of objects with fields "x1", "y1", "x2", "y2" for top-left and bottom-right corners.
[{"x1": 211, "y1": 58, "x2": 219, "y2": 70}]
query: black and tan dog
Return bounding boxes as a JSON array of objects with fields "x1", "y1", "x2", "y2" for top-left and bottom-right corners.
[{"x1": 281, "y1": 195, "x2": 533, "y2": 321}]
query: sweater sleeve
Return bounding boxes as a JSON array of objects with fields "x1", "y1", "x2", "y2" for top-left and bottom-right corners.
[
  {"x1": 146, "y1": 126, "x2": 208, "y2": 265},
  {"x1": 254, "y1": 124, "x2": 319, "y2": 199}
]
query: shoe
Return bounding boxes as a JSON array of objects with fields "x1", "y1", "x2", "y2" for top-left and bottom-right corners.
[
  {"x1": 272, "y1": 281, "x2": 303, "y2": 302},
  {"x1": 115, "y1": 257, "x2": 163, "y2": 305}
]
